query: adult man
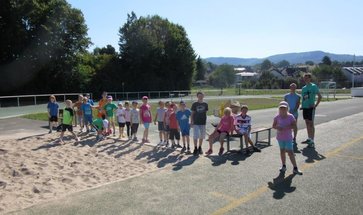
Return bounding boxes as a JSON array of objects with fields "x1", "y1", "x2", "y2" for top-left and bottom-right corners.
[
  {"x1": 301, "y1": 73, "x2": 322, "y2": 148},
  {"x1": 284, "y1": 83, "x2": 301, "y2": 143},
  {"x1": 191, "y1": 92, "x2": 208, "y2": 155}
]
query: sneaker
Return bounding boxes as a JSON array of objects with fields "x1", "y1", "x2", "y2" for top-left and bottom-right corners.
[
  {"x1": 307, "y1": 143, "x2": 315, "y2": 148},
  {"x1": 165, "y1": 141, "x2": 169, "y2": 147},
  {"x1": 193, "y1": 147, "x2": 198, "y2": 156},
  {"x1": 181, "y1": 146, "x2": 186, "y2": 153},
  {"x1": 176, "y1": 144, "x2": 182, "y2": 148},
  {"x1": 301, "y1": 139, "x2": 310, "y2": 144},
  {"x1": 293, "y1": 168, "x2": 303, "y2": 175},
  {"x1": 218, "y1": 147, "x2": 224, "y2": 156},
  {"x1": 133, "y1": 137, "x2": 138, "y2": 141},
  {"x1": 171, "y1": 143, "x2": 176, "y2": 149},
  {"x1": 279, "y1": 165, "x2": 287, "y2": 172},
  {"x1": 198, "y1": 146, "x2": 203, "y2": 155},
  {"x1": 187, "y1": 146, "x2": 191, "y2": 153},
  {"x1": 253, "y1": 147, "x2": 261, "y2": 152},
  {"x1": 205, "y1": 149, "x2": 213, "y2": 155}
]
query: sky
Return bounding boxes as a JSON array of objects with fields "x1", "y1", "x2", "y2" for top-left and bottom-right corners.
[{"x1": 67, "y1": 0, "x2": 363, "y2": 58}]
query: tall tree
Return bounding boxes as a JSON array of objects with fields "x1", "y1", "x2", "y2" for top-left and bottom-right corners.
[
  {"x1": 276, "y1": 60, "x2": 290, "y2": 68},
  {"x1": 0, "y1": 0, "x2": 91, "y2": 95},
  {"x1": 118, "y1": 13, "x2": 196, "y2": 91},
  {"x1": 260, "y1": 59, "x2": 273, "y2": 71},
  {"x1": 322, "y1": 56, "x2": 332, "y2": 65},
  {"x1": 194, "y1": 56, "x2": 206, "y2": 81},
  {"x1": 209, "y1": 64, "x2": 235, "y2": 88}
]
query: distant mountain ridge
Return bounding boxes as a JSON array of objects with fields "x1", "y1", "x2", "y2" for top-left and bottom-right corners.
[{"x1": 205, "y1": 51, "x2": 363, "y2": 66}]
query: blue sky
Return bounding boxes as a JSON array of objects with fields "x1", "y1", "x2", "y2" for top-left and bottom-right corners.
[{"x1": 68, "y1": 0, "x2": 363, "y2": 58}]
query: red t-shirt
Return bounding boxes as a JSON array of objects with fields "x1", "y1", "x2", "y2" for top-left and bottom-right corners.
[{"x1": 169, "y1": 111, "x2": 178, "y2": 129}]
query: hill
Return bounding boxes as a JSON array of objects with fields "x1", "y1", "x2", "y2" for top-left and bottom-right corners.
[{"x1": 205, "y1": 51, "x2": 363, "y2": 66}]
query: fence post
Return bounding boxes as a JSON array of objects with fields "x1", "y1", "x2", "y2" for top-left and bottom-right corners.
[
  {"x1": 64, "y1": 95, "x2": 66, "y2": 102},
  {"x1": 34, "y1": 96, "x2": 37, "y2": 105},
  {"x1": 17, "y1": 97, "x2": 20, "y2": 107}
]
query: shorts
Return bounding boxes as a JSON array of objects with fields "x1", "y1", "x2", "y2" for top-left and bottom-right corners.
[
  {"x1": 164, "y1": 125, "x2": 170, "y2": 132},
  {"x1": 143, "y1": 122, "x2": 150, "y2": 129},
  {"x1": 77, "y1": 115, "x2": 83, "y2": 124},
  {"x1": 61, "y1": 124, "x2": 73, "y2": 132},
  {"x1": 118, "y1": 122, "x2": 126, "y2": 127},
  {"x1": 193, "y1": 125, "x2": 206, "y2": 140},
  {"x1": 107, "y1": 117, "x2": 115, "y2": 123},
  {"x1": 302, "y1": 108, "x2": 315, "y2": 121},
  {"x1": 238, "y1": 128, "x2": 251, "y2": 138},
  {"x1": 290, "y1": 111, "x2": 298, "y2": 120},
  {"x1": 84, "y1": 115, "x2": 93, "y2": 124},
  {"x1": 180, "y1": 127, "x2": 190, "y2": 136},
  {"x1": 131, "y1": 123, "x2": 139, "y2": 134},
  {"x1": 49, "y1": 116, "x2": 58, "y2": 122},
  {"x1": 169, "y1": 128, "x2": 180, "y2": 140},
  {"x1": 157, "y1": 121, "x2": 165, "y2": 131},
  {"x1": 278, "y1": 140, "x2": 293, "y2": 151},
  {"x1": 210, "y1": 130, "x2": 229, "y2": 143}
]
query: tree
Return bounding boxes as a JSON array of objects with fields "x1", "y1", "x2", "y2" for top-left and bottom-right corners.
[
  {"x1": 305, "y1": 60, "x2": 315, "y2": 66},
  {"x1": 209, "y1": 64, "x2": 235, "y2": 88},
  {"x1": 312, "y1": 65, "x2": 347, "y2": 88},
  {"x1": 276, "y1": 60, "x2": 290, "y2": 68},
  {"x1": 0, "y1": 0, "x2": 91, "y2": 95},
  {"x1": 322, "y1": 56, "x2": 332, "y2": 65},
  {"x1": 194, "y1": 56, "x2": 206, "y2": 81},
  {"x1": 99, "y1": 45, "x2": 116, "y2": 55},
  {"x1": 261, "y1": 59, "x2": 273, "y2": 71},
  {"x1": 118, "y1": 13, "x2": 196, "y2": 91}
]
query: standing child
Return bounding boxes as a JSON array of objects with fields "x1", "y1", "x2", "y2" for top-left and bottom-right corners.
[
  {"x1": 103, "y1": 96, "x2": 117, "y2": 136},
  {"x1": 168, "y1": 103, "x2": 181, "y2": 148},
  {"x1": 97, "y1": 92, "x2": 108, "y2": 118},
  {"x1": 73, "y1": 94, "x2": 84, "y2": 132},
  {"x1": 206, "y1": 107, "x2": 234, "y2": 156},
  {"x1": 176, "y1": 101, "x2": 191, "y2": 153},
  {"x1": 273, "y1": 101, "x2": 303, "y2": 175},
  {"x1": 59, "y1": 100, "x2": 80, "y2": 144},
  {"x1": 81, "y1": 97, "x2": 94, "y2": 133},
  {"x1": 130, "y1": 101, "x2": 140, "y2": 141},
  {"x1": 234, "y1": 105, "x2": 261, "y2": 155},
  {"x1": 284, "y1": 83, "x2": 301, "y2": 143},
  {"x1": 124, "y1": 101, "x2": 132, "y2": 140},
  {"x1": 140, "y1": 96, "x2": 152, "y2": 143},
  {"x1": 163, "y1": 101, "x2": 172, "y2": 146},
  {"x1": 47, "y1": 95, "x2": 59, "y2": 133},
  {"x1": 154, "y1": 101, "x2": 166, "y2": 145},
  {"x1": 116, "y1": 102, "x2": 126, "y2": 139},
  {"x1": 191, "y1": 92, "x2": 208, "y2": 155}
]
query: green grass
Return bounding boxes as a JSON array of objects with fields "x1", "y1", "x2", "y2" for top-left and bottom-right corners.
[{"x1": 22, "y1": 112, "x2": 50, "y2": 121}]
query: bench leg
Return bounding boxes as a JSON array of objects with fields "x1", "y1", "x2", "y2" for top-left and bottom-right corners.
[
  {"x1": 268, "y1": 129, "x2": 271, "y2": 145},
  {"x1": 255, "y1": 132, "x2": 259, "y2": 146},
  {"x1": 227, "y1": 136, "x2": 230, "y2": 151},
  {"x1": 240, "y1": 136, "x2": 243, "y2": 151}
]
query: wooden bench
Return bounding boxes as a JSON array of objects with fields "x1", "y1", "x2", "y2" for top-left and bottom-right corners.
[{"x1": 226, "y1": 127, "x2": 272, "y2": 152}]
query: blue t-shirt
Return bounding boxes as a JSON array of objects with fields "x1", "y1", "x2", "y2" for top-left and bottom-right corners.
[
  {"x1": 176, "y1": 109, "x2": 191, "y2": 130},
  {"x1": 81, "y1": 103, "x2": 93, "y2": 116},
  {"x1": 47, "y1": 102, "x2": 59, "y2": 116},
  {"x1": 284, "y1": 93, "x2": 301, "y2": 116},
  {"x1": 87, "y1": 99, "x2": 94, "y2": 106}
]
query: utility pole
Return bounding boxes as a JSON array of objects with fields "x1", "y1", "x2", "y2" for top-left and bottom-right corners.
[{"x1": 352, "y1": 54, "x2": 355, "y2": 88}]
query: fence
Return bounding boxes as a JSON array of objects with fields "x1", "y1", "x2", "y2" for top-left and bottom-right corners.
[{"x1": 0, "y1": 93, "x2": 92, "y2": 108}]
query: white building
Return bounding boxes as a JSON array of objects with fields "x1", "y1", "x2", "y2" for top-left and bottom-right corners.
[
  {"x1": 235, "y1": 72, "x2": 258, "y2": 83},
  {"x1": 342, "y1": 67, "x2": 363, "y2": 86}
]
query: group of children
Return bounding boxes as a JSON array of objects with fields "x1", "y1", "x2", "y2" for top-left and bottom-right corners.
[{"x1": 47, "y1": 91, "x2": 302, "y2": 175}]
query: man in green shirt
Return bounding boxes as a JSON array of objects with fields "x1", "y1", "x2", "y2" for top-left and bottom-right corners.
[
  {"x1": 301, "y1": 73, "x2": 322, "y2": 148},
  {"x1": 59, "y1": 100, "x2": 80, "y2": 144},
  {"x1": 103, "y1": 96, "x2": 117, "y2": 136}
]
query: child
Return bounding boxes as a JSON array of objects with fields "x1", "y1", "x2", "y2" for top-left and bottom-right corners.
[
  {"x1": 59, "y1": 100, "x2": 80, "y2": 144},
  {"x1": 234, "y1": 105, "x2": 261, "y2": 155},
  {"x1": 168, "y1": 103, "x2": 181, "y2": 148},
  {"x1": 163, "y1": 101, "x2": 172, "y2": 146},
  {"x1": 81, "y1": 96, "x2": 94, "y2": 133},
  {"x1": 206, "y1": 107, "x2": 234, "y2": 156},
  {"x1": 102, "y1": 114, "x2": 112, "y2": 136},
  {"x1": 73, "y1": 94, "x2": 84, "y2": 132},
  {"x1": 154, "y1": 101, "x2": 166, "y2": 145},
  {"x1": 130, "y1": 101, "x2": 140, "y2": 141},
  {"x1": 124, "y1": 101, "x2": 132, "y2": 140},
  {"x1": 97, "y1": 91, "x2": 108, "y2": 118},
  {"x1": 140, "y1": 96, "x2": 152, "y2": 143},
  {"x1": 176, "y1": 101, "x2": 191, "y2": 153},
  {"x1": 284, "y1": 83, "x2": 301, "y2": 143},
  {"x1": 47, "y1": 95, "x2": 59, "y2": 133},
  {"x1": 191, "y1": 91, "x2": 208, "y2": 155},
  {"x1": 116, "y1": 102, "x2": 126, "y2": 139},
  {"x1": 272, "y1": 101, "x2": 303, "y2": 175},
  {"x1": 92, "y1": 117, "x2": 104, "y2": 141},
  {"x1": 103, "y1": 96, "x2": 117, "y2": 136}
]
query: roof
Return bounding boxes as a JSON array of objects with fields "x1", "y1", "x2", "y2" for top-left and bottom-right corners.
[
  {"x1": 234, "y1": 67, "x2": 246, "y2": 72},
  {"x1": 342, "y1": 67, "x2": 363, "y2": 75},
  {"x1": 235, "y1": 72, "x2": 258, "y2": 77}
]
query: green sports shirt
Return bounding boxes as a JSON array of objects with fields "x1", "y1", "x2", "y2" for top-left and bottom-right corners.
[
  {"x1": 301, "y1": 83, "x2": 319, "y2": 109},
  {"x1": 104, "y1": 103, "x2": 117, "y2": 117}
]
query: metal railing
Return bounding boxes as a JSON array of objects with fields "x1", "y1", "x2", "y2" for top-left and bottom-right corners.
[{"x1": 0, "y1": 93, "x2": 92, "y2": 108}]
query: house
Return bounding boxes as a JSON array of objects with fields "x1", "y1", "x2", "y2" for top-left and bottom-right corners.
[
  {"x1": 281, "y1": 66, "x2": 308, "y2": 77},
  {"x1": 342, "y1": 67, "x2": 363, "y2": 86},
  {"x1": 269, "y1": 68, "x2": 284, "y2": 79},
  {"x1": 235, "y1": 72, "x2": 258, "y2": 83}
]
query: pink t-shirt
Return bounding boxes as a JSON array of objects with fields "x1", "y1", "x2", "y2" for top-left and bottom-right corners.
[
  {"x1": 140, "y1": 104, "x2": 152, "y2": 123},
  {"x1": 274, "y1": 113, "x2": 296, "y2": 141},
  {"x1": 218, "y1": 115, "x2": 234, "y2": 133}
]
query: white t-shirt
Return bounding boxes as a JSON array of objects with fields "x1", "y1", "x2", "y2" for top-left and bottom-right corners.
[
  {"x1": 103, "y1": 119, "x2": 109, "y2": 129},
  {"x1": 116, "y1": 108, "x2": 126, "y2": 123}
]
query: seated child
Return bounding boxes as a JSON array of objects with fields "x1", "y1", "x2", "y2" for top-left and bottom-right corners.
[
  {"x1": 234, "y1": 105, "x2": 261, "y2": 155},
  {"x1": 206, "y1": 107, "x2": 234, "y2": 156}
]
